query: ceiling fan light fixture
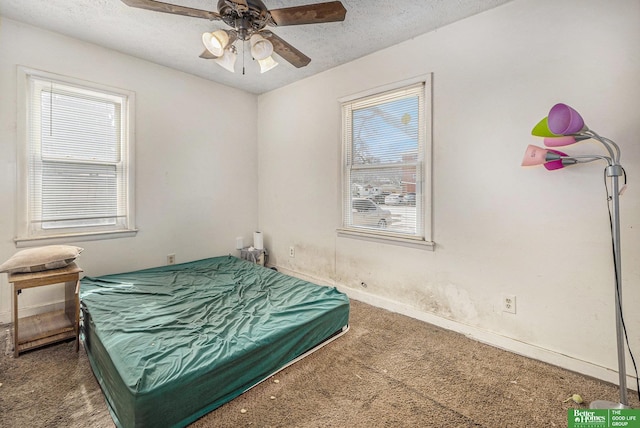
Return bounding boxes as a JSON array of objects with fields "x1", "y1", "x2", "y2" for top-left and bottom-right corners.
[
  {"x1": 250, "y1": 34, "x2": 274, "y2": 61},
  {"x1": 120, "y1": 0, "x2": 349, "y2": 72},
  {"x1": 202, "y1": 29, "x2": 230, "y2": 57},
  {"x1": 215, "y1": 46, "x2": 237, "y2": 73},
  {"x1": 257, "y1": 55, "x2": 279, "y2": 73}
]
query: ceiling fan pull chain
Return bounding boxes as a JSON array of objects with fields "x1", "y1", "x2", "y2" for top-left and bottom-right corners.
[{"x1": 242, "y1": 39, "x2": 246, "y2": 75}]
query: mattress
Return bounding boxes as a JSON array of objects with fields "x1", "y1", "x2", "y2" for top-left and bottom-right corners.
[{"x1": 80, "y1": 256, "x2": 350, "y2": 428}]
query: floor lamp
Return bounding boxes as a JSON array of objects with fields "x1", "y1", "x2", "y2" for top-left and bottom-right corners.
[{"x1": 521, "y1": 103, "x2": 630, "y2": 409}]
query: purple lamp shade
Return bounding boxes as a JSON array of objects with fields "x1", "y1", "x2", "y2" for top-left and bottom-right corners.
[{"x1": 547, "y1": 103, "x2": 586, "y2": 135}]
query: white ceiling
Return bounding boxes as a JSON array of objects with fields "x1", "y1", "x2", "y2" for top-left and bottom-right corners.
[{"x1": 0, "y1": 0, "x2": 514, "y2": 94}]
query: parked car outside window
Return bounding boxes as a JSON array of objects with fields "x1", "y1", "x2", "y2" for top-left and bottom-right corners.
[
  {"x1": 384, "y1": 193, "x2": 403, "y2": 205},
  {"x1": 403, "y1": 192, "x2": 416, "y2": 206},
  {"x1": 352, "y1": 198, "x2": 392, "y2": 228}
]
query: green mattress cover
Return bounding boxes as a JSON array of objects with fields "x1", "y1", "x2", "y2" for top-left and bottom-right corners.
[{"x1": 80, "y1": 256, "x2": 350, "y2": 428}]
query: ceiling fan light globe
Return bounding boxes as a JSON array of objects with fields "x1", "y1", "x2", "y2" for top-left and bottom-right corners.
[
  {"x1": 250, "y1": 34, "x2": 274, "y2": 60},
  {"x1": 202, "y1": 30, "x2": 230, "y2": 57},
  {"x1": 215, "y1": 48, "x2": 237, "y2": 73},
  {"x1": 258, "y1": 55, "x2": 279, "y2": 73}
]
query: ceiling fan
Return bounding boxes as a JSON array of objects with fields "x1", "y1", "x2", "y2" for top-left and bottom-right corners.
[{"x1": 120, "y1": 0, "x2": 347, "y2": 73}]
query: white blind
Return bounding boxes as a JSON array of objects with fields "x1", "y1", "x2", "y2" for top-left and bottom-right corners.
[
  {"x1": 27, "y1": 75, "x2": 129, "y2": 233},
  {"x1": 343, "y1": 83, "x2": 425, "y2": 237}
]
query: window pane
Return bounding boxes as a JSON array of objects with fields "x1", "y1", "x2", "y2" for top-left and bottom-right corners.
[
  {"x1": 40, "y1": 89, "x2": 120, "y2": 162},
  {"x1": 343, "y1": 81, "x2": 426, "y2": 240},
  {"x1": 19, "y1": 68, "x2": 134, "y2": 241},
  {"x1": 352, "y1": 96, "x2": 419, "y2": 166},
  {"x1": 350, "y1": 167, "x2": 417, "y2": 235},
  {"x1": 41, "y1": 161, "x2": 118, "y2": 229}
]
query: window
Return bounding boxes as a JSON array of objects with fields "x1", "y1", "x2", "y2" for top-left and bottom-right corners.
[
  {"x1": 16, "y1": 67, "x2": 136, "y2": 245},
  {"x1": 340, "y1": 77, "x2": 433, "y2": 249}
]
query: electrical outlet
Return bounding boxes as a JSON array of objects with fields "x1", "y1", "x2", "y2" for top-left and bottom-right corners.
[
  {"x1": 503, "y1": 294, "x2": 516, "y2": 314},
  {"x1": 167, "y1": 253, "x2": 176, "y2": 265},
  {"x1": 289, "y1": 246, "x2": 295, "y2": 258}
]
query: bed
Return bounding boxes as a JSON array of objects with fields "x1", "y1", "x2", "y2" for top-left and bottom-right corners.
[{"x1": 80, "y1": 255, "x2": 350, "y2": 428}]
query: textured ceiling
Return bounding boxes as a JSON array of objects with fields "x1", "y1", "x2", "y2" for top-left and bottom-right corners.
[{"x1": 0, "y1": 0, "x2": 514, "y2": 94}]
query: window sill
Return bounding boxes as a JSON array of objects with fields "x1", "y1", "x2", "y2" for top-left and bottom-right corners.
[
  {"x1": 336, "y1": 228, "x2": 435, "y2": 251},
  {"x1": 15, "y1": 229, "x2": 138, "y2": 248}
]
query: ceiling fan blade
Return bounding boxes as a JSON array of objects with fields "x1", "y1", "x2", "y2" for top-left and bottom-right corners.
[
  {"x1": 120, "y1": 0, "x2": 220, "y2": 21},
  {"x1": 263, "y1": 32, "x2": 311, "y2": 68},
  {"x1": 268, "y1": 1, "x2": 346, "y2": 26}
]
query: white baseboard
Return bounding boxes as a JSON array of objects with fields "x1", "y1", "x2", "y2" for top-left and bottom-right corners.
[{"x1": 274, "y1": 265, "x2": 635, "y2": 392}]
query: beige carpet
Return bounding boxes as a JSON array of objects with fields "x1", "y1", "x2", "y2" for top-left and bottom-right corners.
[{"x1": 1, "y1": 299, "x2": 636, "y2": 427}]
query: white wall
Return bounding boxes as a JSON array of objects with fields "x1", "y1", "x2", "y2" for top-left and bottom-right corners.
[
  {"x1": 2, "y1": 0, "x2": 638, "y2": 389},
  {"x1": 257, "y1": 0, "x2": 640, "y2": 385},
  {"x1": 0, "y1": 18, "x2": 259, "y2": 323}
]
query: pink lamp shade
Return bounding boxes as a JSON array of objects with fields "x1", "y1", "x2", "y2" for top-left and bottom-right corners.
[
  {"x1": 543, "y1": 135, "x2": 590, "y2": 147},
  {"x1": 544, "y1": 159, "x2": 565, "y2": 170},
  {"x1": 521, "y1": 144, "x2": 568, "y2": 166},
  {"x1": 544, "y1": 136, "x2": 577, "y2": 147},
  {"x1": 548, "y1": 103, "x2": 587, "y2": 135},
  {"x1": 545, "y1": 158, "x2": 578, "y2": 170}
]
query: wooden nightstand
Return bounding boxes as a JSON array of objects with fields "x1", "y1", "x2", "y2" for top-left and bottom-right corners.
[{"x1": 8, "y1": 263, "x2": 82, "y2": 357}]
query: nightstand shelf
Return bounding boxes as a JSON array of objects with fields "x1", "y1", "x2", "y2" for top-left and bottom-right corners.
[{"x1": 8, "y1": 263, "x2": 82, "y2": 357}]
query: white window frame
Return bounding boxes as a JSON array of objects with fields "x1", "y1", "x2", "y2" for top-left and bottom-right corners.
[
  {"x1": 338, "y1": 75, "x2": 434, "y2": 250},
  {"x1": 16, "y1": 66, "x2": 137, "y2": 246}
]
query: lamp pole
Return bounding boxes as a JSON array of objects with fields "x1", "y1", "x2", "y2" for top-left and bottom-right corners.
[
  {"x1": 525, "y1": 103, "x2": 632, "y2": 409},
  {"x1": 590, "y1": 164, "x2": 629, "y2": 409}
]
